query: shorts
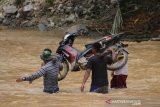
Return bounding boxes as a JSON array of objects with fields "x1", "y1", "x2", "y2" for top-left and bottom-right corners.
[
  {"x1": 111, "y1": 74, "x2": 127, "y2": 88},
  {"x1": 90, "y1": 85, "x2": 108, "y2": 94}
]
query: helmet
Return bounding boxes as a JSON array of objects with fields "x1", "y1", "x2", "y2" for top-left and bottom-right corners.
[{"x1": 40, "y1": 48, "x2": 53, "y2": 61}]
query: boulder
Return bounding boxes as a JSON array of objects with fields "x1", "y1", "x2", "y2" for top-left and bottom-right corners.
[
  {"x1": 39, "y1": 17, "x2": 49, "y2": 25},
  {"x1": 34, "y1": 3, "x2": 41, "y2": 11},
  {"x1": 23, "y1": 4, "x2": 34, "y2": 12},
  {"x1": 20, "y1": 20, "x2": 29, "y2": 26},
  {"x1": 74, "y1": 6, "x2": 84, "y2": 17},
  {"x1": 0, "y1": 12, "x2": 4, "y2": 18},
  {"x1": 57, "y1": 4, "x2": 63, "y2": 11},
  {"x1": 65, "y1": 6, "x2": 73, "y2": 14},
  {"x1": 110, "y1": 0, "x2": 118, "y2": 4},
  {"x1": 20, "y1": 20, "x2": 35, "y2": 27},
  {"x1": 66, "y1": 2, "x2": 73, "y2": 7},
  {"x1": 16, "y1": 12, "x2": 20, "y2": 18},
  {"x1": 59, "y1": 9, "x2": 65, "y2": 13},
  {"x1": 38, "y1": 23, "x2": 47, "y2": 31},
  {"x1": 3, "y1": 6, "x2": 17, "y2": 14},
  {"x1": 88, "y1": 4, "x2": 95, "y2": 11},
  {"x1": 0, "y1": 17, "x2": 3, "y2": 24},
  {"x1": 64, "y1": 14, "x2": 76, "y2": 23},
  {"x1": 66, "y1": 24, "x2": 88, "y2": 34},
  {"x1": 47, "y1": 20, "x2": 55, "y2": 27},
  {"x1": 2, "y1": 18, "x2": 11, "y2": 26},
  {"x1": 88, "y1": 0, "x2": 93, "y2": 4}
]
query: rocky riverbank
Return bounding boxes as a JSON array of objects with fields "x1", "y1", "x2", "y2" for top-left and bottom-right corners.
[
  {"x1": 0, "y1": 0, "x2": 117, "y2": 30},
  {"x1": 0, "y1": 0, "x2": 159, "y2": 41}
]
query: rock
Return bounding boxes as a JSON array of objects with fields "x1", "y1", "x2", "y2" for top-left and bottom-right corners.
[
  {"x1": 66, "y1": 24, "x2": 88, "y2": 34},
  {"x1": 24, "y1": 20, "x2": 35, "y2": 27},
  {"x1": 20, "y1": 20, "x2": 29, "y2": 26},
  {"x1": 53, "y1": 0, "x2": 59, "y2": 4},
  {"x1": 31, "y1": 17, "x2": 40, "y2": 24},
  {"x1": 151, "y1": 38, "x2": 160, "y2": 41},
  {"x1": 48, "y1": 7, "x2": 54, "y2": 10},
  {"x1": 59, "y1": 9, "x2": 65, "y2": 13},
  {"x1": 0, "y1": 18, "x2": 3, "y2": 24},
  {"x1": 110, "y1": 0, "x2": 118, "y2": 4},
  {"x1": 23, "y1": 4, "x2": 34, "y2": 12},
  {"x1": 88, "y1": 0, "x2": 93, "y2": 4},
  {"x1": 34, "y1": 3, "x2": 41, "y2": 11},
  {"x1": 64, "y1": 14, "x2": 76, "y2": 23},
  {"x1": 88, "y1": 4, "x2": 95, "y2": 11},
  {"x1": 47, "y1": 20, "x2": 55, "y2": 27},
  {"x1": 39, "y1": 17, "x2": 49, "y2": 26},
  {"x1": 0, "y1": 12, "x2": 4, "y2": 18},
  {"x1": 66, "y1": 2, "x2": 73, "y2": 7},
  {"x1": 38, "y1": 23, "x2": 47, "y2": 32},
  {"x1": 16, "y1": 12, "x2": 20, "y2": 18},
  {"x1": 75, "y1": 6, "x2": 84, "y2": 17},
  {"x1": 57, "y1": 4, "x2": 63, "y2": 11},
  {"x1": 84, "y1": 15, "x2": 90, "y2": 20},
  {"x1": 3, "y1": 6, "x2": 17, "y2": 14},
  {"x1": 14, "y1": 19, "x2": 22, "y2": 26},
  {"x1": 16, "y1": 8, "x2": 24, "y2": 18},
  {"x1": 83, "y1": 9, "x2": 89, "y2": 15},
  {"x1": 65, "y1": 7, "x2": 73, "y2": 14},
  {"x1": 57, "y1": 22, "x2": 62, "y2": 27},
  {"x1": 2, "y1": 18, "x2": 11, "y2": 26}
]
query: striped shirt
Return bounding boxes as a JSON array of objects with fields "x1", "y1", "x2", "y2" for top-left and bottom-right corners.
[{"x1": 24, "y1": 61, "x2": 60, "y2": 93}]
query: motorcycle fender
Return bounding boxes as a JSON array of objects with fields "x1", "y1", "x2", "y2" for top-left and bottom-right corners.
[{"x1": 62, "y1": 51, "x2": 70, "y2": 57}]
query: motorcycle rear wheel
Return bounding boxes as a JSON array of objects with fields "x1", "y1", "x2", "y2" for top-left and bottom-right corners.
[
  {"x1": 58, "y1": 59, "x2": 69, "y2": 81},
  {"x1": 107, "y1": 49, "x2": 128, "y2": 70}
]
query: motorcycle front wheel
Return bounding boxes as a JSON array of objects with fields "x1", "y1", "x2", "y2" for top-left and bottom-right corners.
[{"x1": 58, "y1": 59, "x2": 69, "y2": 81}]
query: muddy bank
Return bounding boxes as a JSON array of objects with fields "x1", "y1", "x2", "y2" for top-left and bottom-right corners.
[{"x1": 1, "y1": 26, "x2": 160, "y2": 42}]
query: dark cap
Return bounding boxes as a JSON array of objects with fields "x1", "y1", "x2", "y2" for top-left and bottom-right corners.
[{"x1": 40, "y1": 48, "x2": 53, "y2": 61}]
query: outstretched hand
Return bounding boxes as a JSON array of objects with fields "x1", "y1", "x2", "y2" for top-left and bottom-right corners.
[
  {"x1": 16, "y1": 77, "x2": 33, "y2": 84},
  {"x1": 16, "y1": 77, "x2": 23, "y2": 83}
]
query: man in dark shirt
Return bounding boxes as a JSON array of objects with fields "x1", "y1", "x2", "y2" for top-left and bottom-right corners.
[{"x1": 81, "y1": 43, "x2": 115, "y2": 94}]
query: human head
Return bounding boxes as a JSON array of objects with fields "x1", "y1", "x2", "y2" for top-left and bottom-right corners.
[
  {"x1": 40, "y1": 48, "x2": 53, "y2": 61},
  {"x1": 92, "y1": 43, "x2": 102, "y2": 54}
]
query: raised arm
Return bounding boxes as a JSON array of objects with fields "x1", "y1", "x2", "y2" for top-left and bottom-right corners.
[
  {"x1": 103, "y1": 48, "x2": 116, "y2": 63},
  {"x1": 108, "y1": 48, "x2": 116, "y2": 62}
]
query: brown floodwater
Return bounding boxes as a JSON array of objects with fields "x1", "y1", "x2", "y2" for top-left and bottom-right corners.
[{"x1": 0, "y1": 29, "x2": 160, "y2": 107}]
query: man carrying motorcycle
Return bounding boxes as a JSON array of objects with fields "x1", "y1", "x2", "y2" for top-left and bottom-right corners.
[{"x1": 81, "y1": 43, "x2": 115, "y2": 94}]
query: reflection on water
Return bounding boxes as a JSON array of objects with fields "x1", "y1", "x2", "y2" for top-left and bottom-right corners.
[{"x1": 0, "y1": 29, "x2": 160, "y2": 107}]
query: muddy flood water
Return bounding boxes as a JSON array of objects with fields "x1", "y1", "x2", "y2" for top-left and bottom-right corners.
[{"x1": 0, "y1": 29, "x2": 160, "y2": 107}]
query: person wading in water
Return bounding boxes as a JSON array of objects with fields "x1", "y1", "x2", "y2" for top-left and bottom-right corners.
[
  {"x1": 81, "y1": 43, "x2": 115, "y2": 94},
  {"x1": 16, "y1": 48, "x2": 61, "y2": 94}
]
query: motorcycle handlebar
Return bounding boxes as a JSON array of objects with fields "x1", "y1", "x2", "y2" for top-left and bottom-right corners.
[
  {"x1": 102, "y1": 32, "x2": 126, "y2": 45},
  {"x1": 110, "y1": 32, "x2": 125, "y2": 39}
]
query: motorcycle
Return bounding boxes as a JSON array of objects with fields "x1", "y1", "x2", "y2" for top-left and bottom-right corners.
[{"x1": 56, "y1": 30, "x2": 129, "y2": 81}]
